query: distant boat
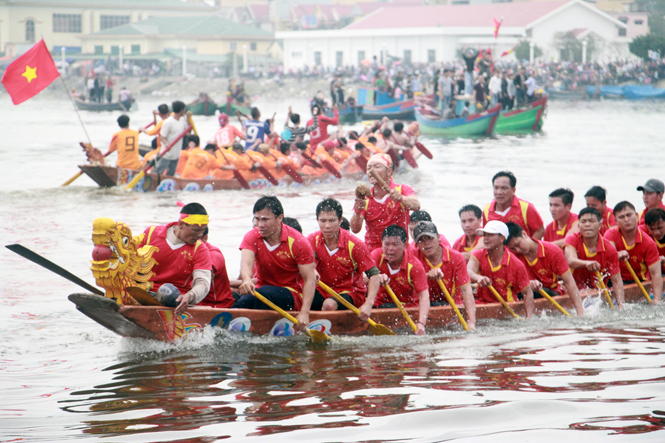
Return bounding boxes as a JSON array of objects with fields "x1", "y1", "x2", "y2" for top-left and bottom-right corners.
[
  {"x1": 495, "y1": 97, "x2": 547, "y2": 133},
  {"x1": 187, "y1": 93, "x2": 218, "y2": 116},
  {"x1": 415, "y1": 104, "x2": 501, "y2": 137},
  {"x1": 621, "y1": 85, "x2": 665, "y2": 100},
  {"x1": 74, "y1": 97, "x2": 134, "y2": 112},
  {"x1": 323, "y1": 104, "x2": 364, "y2": 124},
  {"x1": 362, "y1": 99, "x2": 416, "y2": 121},
  {"x1": 545, "y1": 87, "x2": 585, "y2": 100}
]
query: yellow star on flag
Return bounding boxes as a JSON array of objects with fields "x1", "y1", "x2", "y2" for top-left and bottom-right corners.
[{"x1": 22, "y1": 65, "x2": 37, "y2": 83}]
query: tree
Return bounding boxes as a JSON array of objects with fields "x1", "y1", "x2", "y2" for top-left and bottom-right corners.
[
  {"x1": 630, "y1": 34, "x2": 665, "y2": 59},
  {"x1": 514, "y1": 40, "x2": 542, "y2": 62},
  {"x1": 553, "y1": 31, "x2": 595, "y2": 62},
  {"x1": 634, "y1": 0, "x2": 665, "y2": 37}
]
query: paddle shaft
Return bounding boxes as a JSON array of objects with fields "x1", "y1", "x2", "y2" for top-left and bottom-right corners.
[
  {"x1": 436, "y1": 279, "x2": 469, "y2": 330},
  {"x1": 5, "y1": 244, "x2": 104, "y2": 295},
  {"x1": 537, "y1": 288, "x2": 572, "y2": 317},
  {"x1": 317, "y1": 281, "x2": 383, "y2": 329},
  {"x1": 623, "y1": 262, "x2": 653, "y2": 304},
  {"x1": 487, "y1": 284, "x2": 523, "y2": 320},
  {"x1": 123, "y1": 123, "x2": 192, "y2": 190},
  {"x1": 252, "y1": 290, "x2": 329, "y2": 342},
  {"x1": 383, "y1": 284, "x2": 418, "y2": 333},
  {"x1": 216, "y1": 147, "x2": 251, "y2": 189},
  {"x1": 594, "y1": 271, "x2": 616, "y2": 309},
  {"x1": 368, "y1": 169, "x2": 392, "y2": 193}
]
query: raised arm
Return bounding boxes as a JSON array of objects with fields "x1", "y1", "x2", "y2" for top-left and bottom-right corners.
[{"x1": 296, "y1": 262, "x2": 317, "y2": 332}]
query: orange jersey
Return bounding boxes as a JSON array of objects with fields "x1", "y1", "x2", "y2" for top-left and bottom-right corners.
[
  {"x1": 141, "y1": 148, "x2": 158, "y2": 167},
  {"x1": 211, "y1": 148, "x2": 252, "y2": 180},
  {"x1": 176, "y1": 149, "x2": 190, "y2": 175},
  {"x1": 215, "y1": 125, "x2": 244, "y2": 148},
  {"x1": 109, "y1": 128, "x2": 141, "y2": 170},
  {"x1": 181, "y1": 148, "x2": 222, "y2": 179},
  {"x1": 145, "y1": 119, "x2": 165, "y2": 148}
]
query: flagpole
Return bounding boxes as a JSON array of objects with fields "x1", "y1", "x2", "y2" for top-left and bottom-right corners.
[{"x1": 59, "y1": 74, "x2": 93, "y2": 145}]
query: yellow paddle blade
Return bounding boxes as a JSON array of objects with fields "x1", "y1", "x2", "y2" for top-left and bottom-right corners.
[
  {"x1": 537, "y1": 288, "x2": 572, "y2": 317},
  {"x1": 306, "y1": 329, "x2": 331, "y2": 343},
  {"x1": 61, "y1": 171, "x2": 83, "y2": 186},
  {"x1": 126, "y1": 286, "x2": 162, "y2": 306},
  {"x1": 368, "y1": 322, "x2": 396, "y2": 336},
  {"x1": 123, "y1": 170, "x2": 145, "y2": 191},
  {"x1": 253, "y1": 290, "x2": 331, "y2": 342}
]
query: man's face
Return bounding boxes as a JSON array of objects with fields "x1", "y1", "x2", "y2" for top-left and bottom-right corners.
[
  {"x1": 253, "y1": 209, "x2": 282, "y2": 239},
  {"x1": 317, "y1": 210, "x2": 340, "y2": 238},
  {"x1": 647, "y1": 219, "x2": 665, "y2": 240},
  {"x1": 549, "y1": 197, "x2": 571, "y2": 222},
  {"x1": 493, "y1": 177, "x2": 515, "y2": 206},
  {"x1": 615, "y1": 207, "x2": 638, "y2": 232},
  {"x1": 578, "y1": 213, "x2": 601, "y2": 239},
  {"x1": 482, "y1": 233, "x2": 504, "y2": 250},
  {"x1": 382, "y1": 236, "x2": 405, "y2": 264},
  {"x1": 416, "y1": 234, "x2": 439, "y2": 257},
  {"x1": 460, "y1": 211, "x2": 481, "y2": 237},
  {"x1": 177, "y1": 221, "x2": 208, "y2": 245},
  {"x1": 643, "y1": 191, "x2": 663, "y2": 209},
  {"x1": 585, "y1": 196, "x2": 606, "y2": 214},
  {"x1": 367, "y1": 163, "x2": 390, "y2": 186},
  {"x1": 505, "y1": 233, "x2": 529, "y2": 256}
]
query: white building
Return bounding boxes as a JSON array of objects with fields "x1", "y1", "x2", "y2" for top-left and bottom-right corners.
[{"x1": 277, "y1": 0, "x2": 638, "y2": 69}]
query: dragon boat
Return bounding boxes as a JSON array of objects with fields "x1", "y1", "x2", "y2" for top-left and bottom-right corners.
[
  {"x1": 67, "y1": 217, "x2": 657, "y2": 342},
  {"x1": 415, "y1": 105, "x2": 501, "y2": 137},
  {"x1": 495, "y1": 97, "x2": 547, "y2": 134},
  {"x1": 74, "y1": 97, "x2": 135, "y2": 112},
  {"x1": 78, "y1": 164, "x2": 365, "y2": 192}
]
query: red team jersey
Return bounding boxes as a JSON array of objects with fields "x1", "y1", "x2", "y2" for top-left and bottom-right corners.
[
  {"x1": 452, "y1": 234, "x2": 480, "y2": 254},
  {"x1": 359, "y1": 180, "x2": 416, "y2": 251},
  {"x1": 415, "y1": 240, "x2": 470, "y2": 304},
  {"x1": 600, "y1": 207, "x2": 616, "y2": 236},
  {"x1": 604, "y1": 227, "x2": 660, "y2": 281},
  {"x1": 201, "y1": 243, "x2": 234, "y2": 308},
  {"x1": 564, "y1": 232, "x2": 620, "y2": 289},
  {"x1": 239, "y1": 224, "x2": 315, "y2": 310},
  {"x1": 307, "y1": 229, "x2": 375, "y2": 307},
  {"x1": 544, "y1": 212, "x2": 578, "y2": 243},
  {"x1": 470, "y1": 248, "x2": 530, "y2": 303},
  {"x1": 483, "y1": 195, "x2": 544, "y2": 237},
  {"x1": 370, "y1": 249, "x2": 428, "y2": 307},
  {"x1": 307, "y1": 109, "x2": 338, "y2": 148},
  {"x1": 215, "y1": 125, "x2": 244, "y2": 148},
  {"x1": 639, "y1": 202, "x2": 665, "y2": 229},
  {"x1": 139, "y1": 222, "x2": 212, "y2": 294},
  {"x1": 515, "y1": 240, "x2": 570, "y2": 295}
]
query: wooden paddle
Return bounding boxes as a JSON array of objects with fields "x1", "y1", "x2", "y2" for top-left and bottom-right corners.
[
  {"x1": 368, "y1": 168, "x2": 392, "y2": 193},
  {"x1": 415, "y1": 141, "x2": 433, "y2": 159},
  {"x1": 622, "y1": 262, "x2": 653, "y2": 304},
  {"x1": 383, "y1": 284, "x2": 418, "y2": 333},
  {"x1": 126, "y1": 286, "x2": 163, "y2": 306},
  {"x1": 487, "y1": 284, "x2": 523, "y2": 320},
  {"x1": 594, "y1": 271, "x2": 615, "y2": 309},
  {"x1": 401, "y1": 148, "x2": 419, "y2": 169},
  {"x1": 62, "y1": 150, "x2": 112, "y2": 187},
  {"x1": 317, "y1": 281, "x2": 395, "y2": 336},
  {"x1": 537, "y1": 288, "x2": 572, "y2": 317},
  {"x1": 123, "y1": 123, "x2": 192, "y2": 190},
  {"x1": 301, "y1": 150, "x2": 323, "y2": 168},
  {"x1": 435, "y1": 279, "x2": 469, "y2": 330},
  {"x1": 216, "y1": 147, "x2": 251, "y2": 189},
  {"x1": 5, "y1": 244, "x2": 103, "y2": 295},
  {"x1": 252, "y1": 291, "x2": 331, "y2": 343}
]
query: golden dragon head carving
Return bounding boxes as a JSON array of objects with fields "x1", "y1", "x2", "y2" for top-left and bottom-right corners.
[{"x1": 90, "y1": 217, "x2": 158, "y2": 305}]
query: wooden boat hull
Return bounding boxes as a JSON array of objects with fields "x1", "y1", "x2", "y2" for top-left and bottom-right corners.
[
  {"x1": 545, "y1": 88, "x2": 584, "y2": 100},
  {"x1": 415, "y1": 105, "x2": 500, "y2": 137},
  {"x1": 187, "y1": 95, "x2": 218, "y2": 116},
  {"x1": 495, "y1": 97, "x2": 547, "y2": 133},
  {"x1": 68, "y1": 281, "x2": 657, "y2": 342},
  {"x1": 75, "y1": 98, "x2": 134, "y2": 112},
  {"x1": 78, "y1": 164, "x2": 364, "y2": 192},
  {"x1": 362, "y1": 100, "x2": 416, "y2": 121},
  {"x1": 219, "y1": 99, "x2": 251, "y2": 116}
]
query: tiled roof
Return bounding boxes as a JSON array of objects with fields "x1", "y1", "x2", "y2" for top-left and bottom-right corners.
[
  {"x1": 345, "y1": 1, "x2": 570, "y2": 29},
  {"x1": 93, "y1": 15, "x2": 272, "y2": 37},
  {"x1": 6, "y1": 0, "x2": 211, "y2": 9}
]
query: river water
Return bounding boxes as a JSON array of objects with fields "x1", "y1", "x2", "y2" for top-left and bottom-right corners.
[{"x1": 2, "y1": 93, "x2": 665, "y2": 442}]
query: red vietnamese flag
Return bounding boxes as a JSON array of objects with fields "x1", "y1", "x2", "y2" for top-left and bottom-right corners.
[{"x1": 1, "y1": 39, "x2": 60, "y2": 105}]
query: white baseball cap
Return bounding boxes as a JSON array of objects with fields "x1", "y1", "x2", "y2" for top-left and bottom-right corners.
[{"x1": 476, "y1": 220, "x2": 509, "y2": 238}]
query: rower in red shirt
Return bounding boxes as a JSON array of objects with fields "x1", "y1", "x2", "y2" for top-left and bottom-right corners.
[
  {"x1": 452, "y1": 205, "x2": 485, "y2": 261},
  {"x1": 214, "y1": 113, "x2": 246, "y2": 149},
  {"x1": 644, "y1": 208, "x2": 665, "y2": 274},
  {"x1": 637, "y1": 179, "x2": 665, "y2": 229},
  {"x1": 234, "y1": 196, "x2": 317, "y2": 332},
  {"x1": 467, "y1": 220, "x2": 535, "y2": 318},
  {"x1": 563, "y1": 207, "x2": 625, "y2": 307},
  {"x1": 483, "y1": 171, "x2": 544, "y2": 240},
  {"x1": 406, "y1": 210, "x2": 450, "y2": 256},
  {"x1": 307, "y1": 198, "x2": 381, "y2": 319},
  {"x1": 350, "y1": 153, "x2": 420, "y2": 251},
  {"x1": 544, "y1": 188, "x2": 579, "y2": 248},
  {"x1": 413, "y1": 221, "x2": 476, "y2": 330},
  {"x1": 138, "y1": 203, "x2": 212, "y2": 316},
  {"x1": 307, "y1": 103, "x2": 338, "y2": 149},
  {"x1": 604, "y1": 201, "x2": 662, "y2": 303},
  {"x1": 200, "y1": 228, "x2": 234, "y2": 308},
  {"x1": 371, "y1": 225, "x2": 430, "y2": 335},
  {"x1": 504, "y1": 222, "x2": 584, "y2": 316},
  {"x1": 584, "y1": 186, "x2": 616, "y2": 236}
]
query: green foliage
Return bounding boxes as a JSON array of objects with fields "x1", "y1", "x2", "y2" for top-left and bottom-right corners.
[
  {"x1": 553, "y1": 31, "x2": 594, "y2": 62},
  {"x1": 514, "y1": 40, "x2": 542, "y2": 62},
  {"x1": 629, "y1": 34, "x2": 665, "y2": 59}
]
